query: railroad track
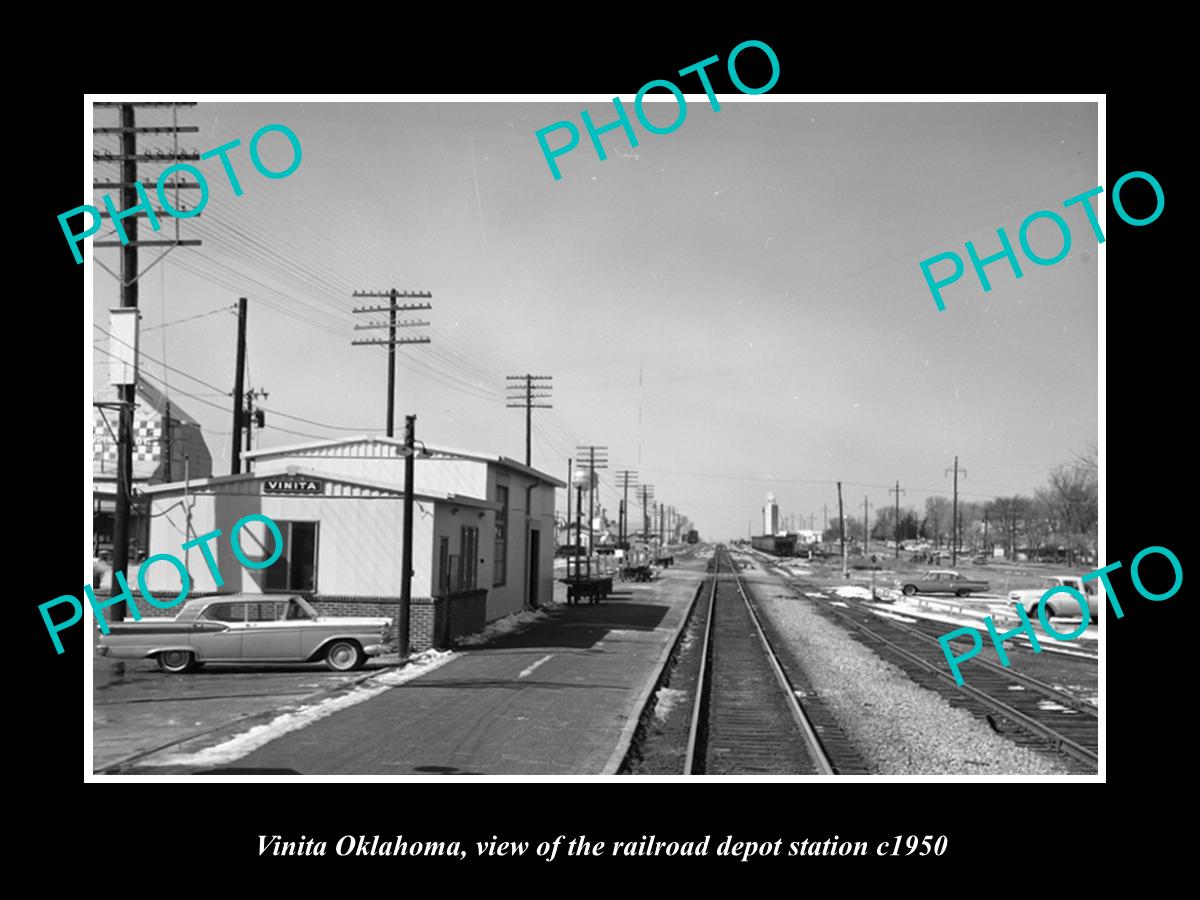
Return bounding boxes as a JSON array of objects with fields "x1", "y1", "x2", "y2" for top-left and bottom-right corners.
[
  {"x1": 876, "y1": 613, "x2": 1098, "y2": 716},
  {"x1": 684, "y1": 548, "x2": 835, "y2": 775},
  {"x1": 793, "y1": 587, "x2": 1098, "y2": 771}
]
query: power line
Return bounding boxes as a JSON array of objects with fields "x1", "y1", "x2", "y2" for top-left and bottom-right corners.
[
  {"x1": 142, "y1": 303, "x2": 237, "y2": 332},
  {"x1": 94, "y1": 331, "x2": 374, "y2": 436},
  {"x1": 255, "y1": 407, "x2": 372, "y2": 432}
]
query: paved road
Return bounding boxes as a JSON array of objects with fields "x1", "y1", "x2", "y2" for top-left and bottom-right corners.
[{"x1": 93, "y1": 654, "x2": 398, "y2": 771}]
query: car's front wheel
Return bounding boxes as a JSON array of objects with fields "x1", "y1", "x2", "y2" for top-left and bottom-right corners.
[
  {"x1": 955, "y1": 589, "x2": 971, "y2": 598},
  {"x1": 902, "y1": 585, "x2": 918, "y2": 596},
  {"x1": 158, "y1": 650, "x2": 196, "y2": 674},
  {"x1": 325, "y1": 640, "x2": 365, "y2": 672}
]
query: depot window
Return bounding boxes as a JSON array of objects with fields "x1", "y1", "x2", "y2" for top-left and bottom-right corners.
[
  {"x1": 263, "y1": 521, "x2": 318, "y2": 592},
  {"x1": 460, "y1": 525, "x2": 479, "y2": 592}
]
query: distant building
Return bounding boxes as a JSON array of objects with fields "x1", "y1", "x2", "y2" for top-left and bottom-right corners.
[
  {"x1": 92, "y1": 380, "x2": 213, "y2": 557},
  {"x1": 797, "y1": 529, "x2": 821, "y2": 545},
  {"x1": 763, "y1": 492, "x2": 779, "y2": 535}
]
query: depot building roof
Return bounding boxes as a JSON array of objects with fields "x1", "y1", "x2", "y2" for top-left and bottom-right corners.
[
  {"x1": 138, "y1": 465, "x2": 501, "y2": 509},
  {"x1": 239, "y1": 435, "x2": 566, "y2": 487}
]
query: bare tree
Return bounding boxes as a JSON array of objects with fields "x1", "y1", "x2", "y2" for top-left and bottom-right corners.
[
  {"x1": 1044, "y1": 452, "x2": 1098, "y2": 564},
  {"x1": 990, "y1": 495, "x2": 1032, "y2": 559},
  {"x1": 923, "y1": 496, "x2": 952, "y2": 546}
]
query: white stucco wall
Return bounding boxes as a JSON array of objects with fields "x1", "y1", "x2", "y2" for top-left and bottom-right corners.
[{"x1": 144, "y1": 488, "x2": 433, "y2": 599}]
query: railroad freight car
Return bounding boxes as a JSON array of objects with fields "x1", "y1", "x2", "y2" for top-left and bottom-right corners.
[
  {"x1": 751, "y1": 534, "x2": 798, "y2": 556},
  {"x1": 686, "y1": 529, "x2": 699, "y2": 544}
]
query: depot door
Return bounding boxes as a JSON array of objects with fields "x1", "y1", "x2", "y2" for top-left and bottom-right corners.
[{"x1": 528, "y1": 530, "x2": 540, "y2": 609}]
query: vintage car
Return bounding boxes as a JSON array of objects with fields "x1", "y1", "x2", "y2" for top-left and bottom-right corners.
[
  {"x1": 1009, "y1": 575, "x2": 1100, "y2": 619},
  {"x1": 96, "y1": 593, "x2": 394, "y2": 673},
  {"x1": 897, "y1": 569, "x2": 990, "y2": 597}
]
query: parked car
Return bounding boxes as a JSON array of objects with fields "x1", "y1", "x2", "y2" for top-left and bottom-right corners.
[
  {"x1": 96, "y1": 594, "x2": 394, "y2": 673},
  {"x1": 897, "y1": 570, "x2": 990, "y2": 597},
  {"x1": 1009, "y1": 575, "x2": 1099, "y2": 619}
]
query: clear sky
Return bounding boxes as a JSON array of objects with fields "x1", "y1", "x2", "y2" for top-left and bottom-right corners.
[{"x1": 90, "y1": 100, "x2": 1098, "y2": 539}]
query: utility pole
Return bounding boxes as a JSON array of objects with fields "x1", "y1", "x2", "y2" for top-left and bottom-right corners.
[
  {"x1": 351, "y1": 290, "x2": 432, "y2": 437},
  {"x1": 983, "y1": 507, "x2": 990, "y2": 557},
  {"x1": 823, "y1": 504, "x2": 828, "y2": 536},
  {"x1": 94, "y1": 102, "x2": 201, "y2": 620},
  {"x1": 398, "y1": 415, "x2": 417, "y2": 656},
  {"x1": 945, "y1": 456, "x2": 967, "y2": 566},
  {"x1": 230, "y1": 297, "x2": 248, "y2": 474},
  {"x1": 837, "y1": 482, "x2": 847, "y2": 577},
  {"x1": 576, "y1": 445, "x2": 608, "y2": 578},
  {"x1": 162, "y1": 401, "x2": 172, "y2": 483},
  {"x1": 575, "y1": 474, "x2": 585, "y2": 580},
  {"x1": 658, "y1": 502, "x2": 665, "y2": 548},
  {"x1": 889, "y1": 481, "x2": 906, "y2": 558},
  {"x1": 641, "y1": 485, "x2": 656, "y2": 545},
  {"x1": 615, "y1": 470, "x2": 637, "y2": 549},
  {"x1": 862, "y1": 496, "x2": 872, "y2": 552},
  {"x1": 505, "y1": 374, "x2": 553, "y2": 467},
  {"x1": 242, "y1": 388, "x2": 269, "y2": 468},
  {"x1": 566, "y1": 458, "x2": 572, "y2": 566}
]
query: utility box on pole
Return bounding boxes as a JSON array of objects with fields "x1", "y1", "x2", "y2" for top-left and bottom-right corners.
[{"x1": 108, "y1": 308, "x2": 139, "y2": 386}]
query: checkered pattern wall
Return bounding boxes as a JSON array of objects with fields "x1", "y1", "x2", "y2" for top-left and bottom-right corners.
[{"x1": 93, "y1": 409, "x2": 162, "y2": 467}]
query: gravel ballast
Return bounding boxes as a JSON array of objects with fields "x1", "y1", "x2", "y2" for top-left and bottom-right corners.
[{"x1": 748, "y1": 577, "x2": 1069, "y2": 775}]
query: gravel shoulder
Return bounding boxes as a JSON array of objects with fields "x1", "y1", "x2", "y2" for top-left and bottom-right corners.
[{"x1": 742, "y1": 571, "x2": 1069, "y2": 775}]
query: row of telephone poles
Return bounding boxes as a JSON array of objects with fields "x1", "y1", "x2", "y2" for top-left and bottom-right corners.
[{"x1": 826, "y1": 458, "x2": 967, "y2": 574}]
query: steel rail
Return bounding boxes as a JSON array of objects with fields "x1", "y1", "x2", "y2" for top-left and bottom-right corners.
[
  {"x1": 683, "y1": 550, "x2": 720, "y2": 775},
  {"x1": 731, "y1": 560, "x2": 837, "y2": 776},
  {"x1": 875, "y1": 612, "x2": 1099, "y2": 717},
  {"x1": 821, "y1": 604, "x2": 1098, "y2": 767}
]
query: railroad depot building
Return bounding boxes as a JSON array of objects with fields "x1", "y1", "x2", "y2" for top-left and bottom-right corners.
[{"x1": 139, "y1": 436, "x2": 563, "y2": 650}]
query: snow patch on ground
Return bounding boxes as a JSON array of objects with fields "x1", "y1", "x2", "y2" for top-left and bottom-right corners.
[
  {"x1": 653, "y1": 687, "x2": 687, "y2": 724},
  {"x1": 869, "y1": 609, "x2": 920, "y2": 624},
  {"x1": 804, "y1": 592, "x2": 827, "y2": 599},
  {"x1": 1036, "y1": 699, "x2": 1077, "y2": 714},
  {"x1": 143, "y1": 649, "x2": 458, "y2": 767},
  {"x1": 455, "y1": 605, "x2": 557, "y2": 646},
  {"x1": 830, "y1": 601, "x2": 849, "y2": 608},
  {"x1": 834, "y1": 586, "x2": 874, "y2": 600},
  {"x1": 865, "y1": 599, "x2": 1100, "y2": 660}
]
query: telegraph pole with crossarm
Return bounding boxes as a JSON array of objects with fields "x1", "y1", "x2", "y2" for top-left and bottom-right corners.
[
  {"x1": 614, "y1": 470, "x2": 637, "y2": 549},
  {"x1": 351, "y1": 290, "x2": 432, "y2": 437},
  {"x1": 505, "y1": 375, "x2": 553, "y2": 467},
  {"x1": 945, "y1": 457, "x2": 967, "y2": 566},
  {"x1": 92, "y1": 102, "x2": 202, "y2": 621},
  {"x1": 575, "y1": 445, "x2": 608, "y2": 578},
  {"x1": 889, "y1": 481, "x2": 906, "y2": 558}
]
